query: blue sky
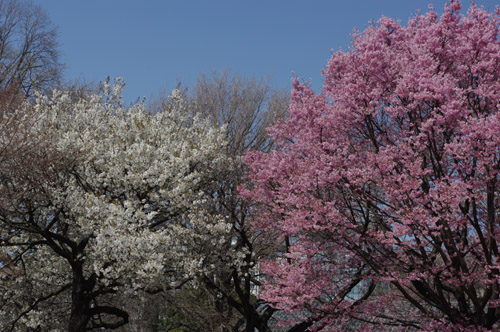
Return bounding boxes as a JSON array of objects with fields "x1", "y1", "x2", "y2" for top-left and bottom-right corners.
[{"x1": 33, "y1": 0, "x2": 499, "y2": 103}]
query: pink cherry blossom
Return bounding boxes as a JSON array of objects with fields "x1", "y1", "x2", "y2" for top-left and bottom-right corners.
[{"x1": 243, "y1": 1, "x2": 500, "y2": 330}]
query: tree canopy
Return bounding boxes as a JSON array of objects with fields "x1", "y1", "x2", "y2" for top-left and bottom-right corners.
[
  {"x1": 0, "y1": 0, "x2": 61, "y2": 97},
  {"x1": 0, "y1": 80, "x2": 231, "y2": 332},
  {"x1": 4, "y1": 1, "x2": 500, "y2": 331},
  {"x1": 243, "y1": 2, "x2": 500, "y2": 331}
]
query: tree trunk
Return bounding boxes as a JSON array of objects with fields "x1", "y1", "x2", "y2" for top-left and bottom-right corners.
[
  {"x1": 68, "y1": 264, "x2": 91, "y2": 332},
  {"x1": 245, "y1": 311, "x2": 255, "y2": 332}
]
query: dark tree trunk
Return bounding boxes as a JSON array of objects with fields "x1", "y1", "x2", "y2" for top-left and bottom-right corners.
[
  {"x1": 68, "y1": 264, "x2": 92, "y2": 332},
  {"x1": 244, "y1": 311, "x2": 255, "y2": 332}
]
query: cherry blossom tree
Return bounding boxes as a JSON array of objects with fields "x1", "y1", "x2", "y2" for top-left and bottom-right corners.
[
  {"x1": 0, "y1": 79, "x2": 231, "y2": 332},
  {"x1": 243, "y1": 2, "x2": 500, "y2": 331}
]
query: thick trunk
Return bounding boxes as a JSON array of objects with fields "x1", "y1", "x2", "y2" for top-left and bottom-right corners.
[
  {"x1": 244, "y1": 311, "x2": 255, "y2": 332},
  {"x1": 68, "y1": 264, "x2": 92, "y2": 332},
  {"x1": 68, "y1": 301, "x2": 90, "y2": 332}
]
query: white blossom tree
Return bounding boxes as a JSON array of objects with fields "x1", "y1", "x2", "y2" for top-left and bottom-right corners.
[{"x1": 0, "y1": 79, "x2": 232, "y2": 332}]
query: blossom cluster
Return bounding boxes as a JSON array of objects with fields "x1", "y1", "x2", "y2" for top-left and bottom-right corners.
[
  {"x1": 243, "y1": 2, "x2": 500, "y2": 331},
  {"x1": 0, "y1": 79, "x2": 234, "y2": 330}
]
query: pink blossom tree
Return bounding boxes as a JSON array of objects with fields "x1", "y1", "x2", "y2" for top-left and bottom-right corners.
[{"x1": 242, "y1": 2, "x2": 500, "y2": 331}]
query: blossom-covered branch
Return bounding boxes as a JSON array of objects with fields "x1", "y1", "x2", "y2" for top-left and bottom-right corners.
[{"x1": 243, "y1": 2, "x2": 500, "y2": 331}]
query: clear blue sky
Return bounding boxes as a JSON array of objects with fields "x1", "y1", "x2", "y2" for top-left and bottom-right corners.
[{"x1": 33, "y1": 0, "x2": 499, "y2": 104}]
